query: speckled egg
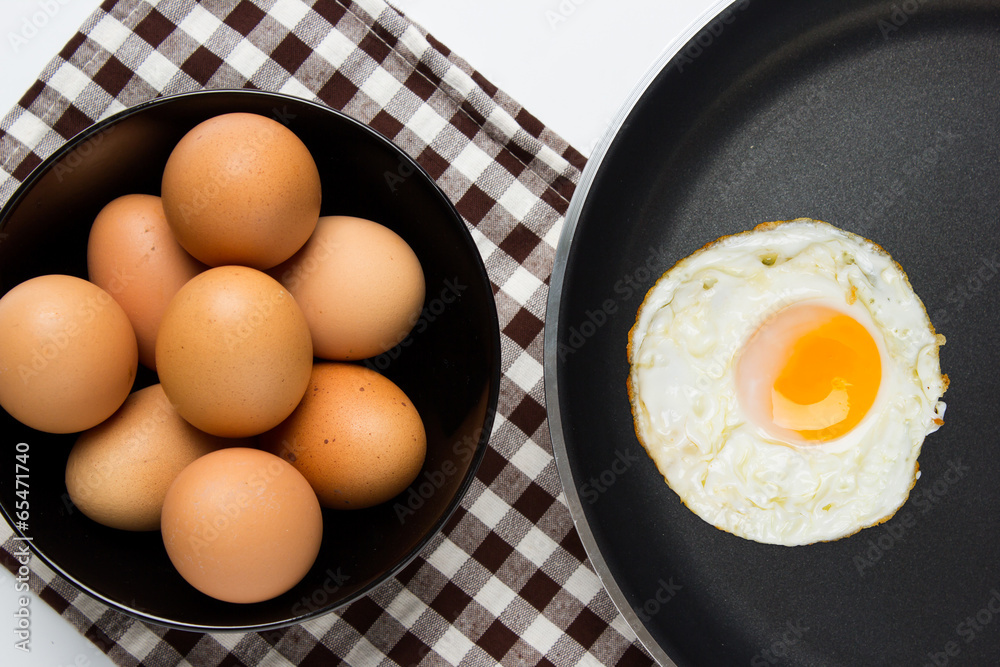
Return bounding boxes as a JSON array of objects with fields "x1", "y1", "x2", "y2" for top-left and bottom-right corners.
[
  {"x1": 87, "y1": 194, "x2": 207, "y2": 370},
  {"x1": 262, "y1": 362, "x2": 426, "y2": 509}
]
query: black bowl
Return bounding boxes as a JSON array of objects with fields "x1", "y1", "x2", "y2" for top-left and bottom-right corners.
[{"x1": 0, "y1": 90, "x2": 500, "y2": 631}]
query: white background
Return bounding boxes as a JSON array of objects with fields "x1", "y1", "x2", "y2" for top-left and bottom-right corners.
[{"x1": 0, "y1": 0, "x2": 720, "y2": 665}]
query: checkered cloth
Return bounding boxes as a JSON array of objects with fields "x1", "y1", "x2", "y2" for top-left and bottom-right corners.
[{"x1": 0, "y1": 1, "x2": 655, "y2": 665}]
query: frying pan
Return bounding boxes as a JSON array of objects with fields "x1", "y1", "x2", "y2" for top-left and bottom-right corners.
[{"x1": 545, "y1": 0, "x2": 1000, "y2": 664}]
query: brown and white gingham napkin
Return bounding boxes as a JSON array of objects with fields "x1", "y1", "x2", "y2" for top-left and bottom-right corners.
[{"x1": 0, "y1": 1, "x2": 655, "y2": 665}]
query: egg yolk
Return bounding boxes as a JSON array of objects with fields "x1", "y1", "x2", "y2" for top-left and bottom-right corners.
[{"x1": 736, "y1": 303, "x2": 882, "y2": 444}]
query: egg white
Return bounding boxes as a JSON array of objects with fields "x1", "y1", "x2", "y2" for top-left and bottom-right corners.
[{"x1": 627, "y1": 219, "x2": 947, "y2": 546}]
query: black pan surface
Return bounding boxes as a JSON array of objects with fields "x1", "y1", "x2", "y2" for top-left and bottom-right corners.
[{"x1": 545, "y1": 1, "x2": 1000, "y2": 665}]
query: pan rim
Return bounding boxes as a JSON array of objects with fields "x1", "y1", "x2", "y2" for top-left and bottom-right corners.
[{"x1": 543, "y1": 1, "x2": 740, "y2": 664}]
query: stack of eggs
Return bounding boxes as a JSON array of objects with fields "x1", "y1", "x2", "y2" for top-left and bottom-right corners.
[{"x1": 0, "y1": 113, "x2": 430, "y2": 604}]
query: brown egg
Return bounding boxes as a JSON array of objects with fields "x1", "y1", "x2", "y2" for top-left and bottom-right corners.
[
  {"x1": 262, "y1": 362, "x2": 426, "y2": 509},
  {"x1": 0, "y1": 275, "x2": 137, "y2": 433},
  {"x1": 160, "y1": 112, "x2": 321, "y2": 269},
  {"x1": 155, "y1": 265, "x2": 313, "y2": 438},
  {"x1": 87, "y1": 194, "x2": 207, "y2": 370},
  {"x1": 161, "y1": 447, "x2": 323, "y2": 603},
  {"x1": 270, "y1": 216, "x2": 425, "y2": 360},
  {"x1": 65, "y1": 384, "x2": 249, "y2": 531}
]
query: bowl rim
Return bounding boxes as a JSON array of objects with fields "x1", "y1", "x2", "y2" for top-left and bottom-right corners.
[{"x1": 0, "y1": 88, "x2": 502, "y2": 632}]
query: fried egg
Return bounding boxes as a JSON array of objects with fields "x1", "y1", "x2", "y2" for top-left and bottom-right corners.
[{"x1": 627, "y1": 219, "x2": 947, "y2": 546}]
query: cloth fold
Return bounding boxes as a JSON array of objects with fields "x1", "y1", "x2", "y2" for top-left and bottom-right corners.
[{"x1": 0, "y1": 1, "x2": 654, "y2": 665}]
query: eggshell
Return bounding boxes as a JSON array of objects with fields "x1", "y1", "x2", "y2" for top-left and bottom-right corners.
[
  {"x1": 270, "y1": 216, "x2": 425, "y2": 360},
  {"x1": 87, "y1": 194, "x2": 207, "y2": 370},
  {"x1": 160, "y1": 112, "x2": 321, "y2": 269},
  {"x1": 0, "y1": 275, "x2": 137, "y2": 433},
  {"x1": 262, "y1": 362, "x2": 426, "y2": 509},
  {"x1": 160, "y1": 447, "x2": 323, "y2": 604},
  {"x1": 65, "y1": 384, "x2": 249, "y2": 531},
  {"x1": 155, "y1": 265, "x2": 313, "y2": 438}
]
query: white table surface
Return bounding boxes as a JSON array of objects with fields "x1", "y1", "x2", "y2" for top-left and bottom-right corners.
[{"x1": 0, "y1": 1, "x2": 719, "y2": 665}]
